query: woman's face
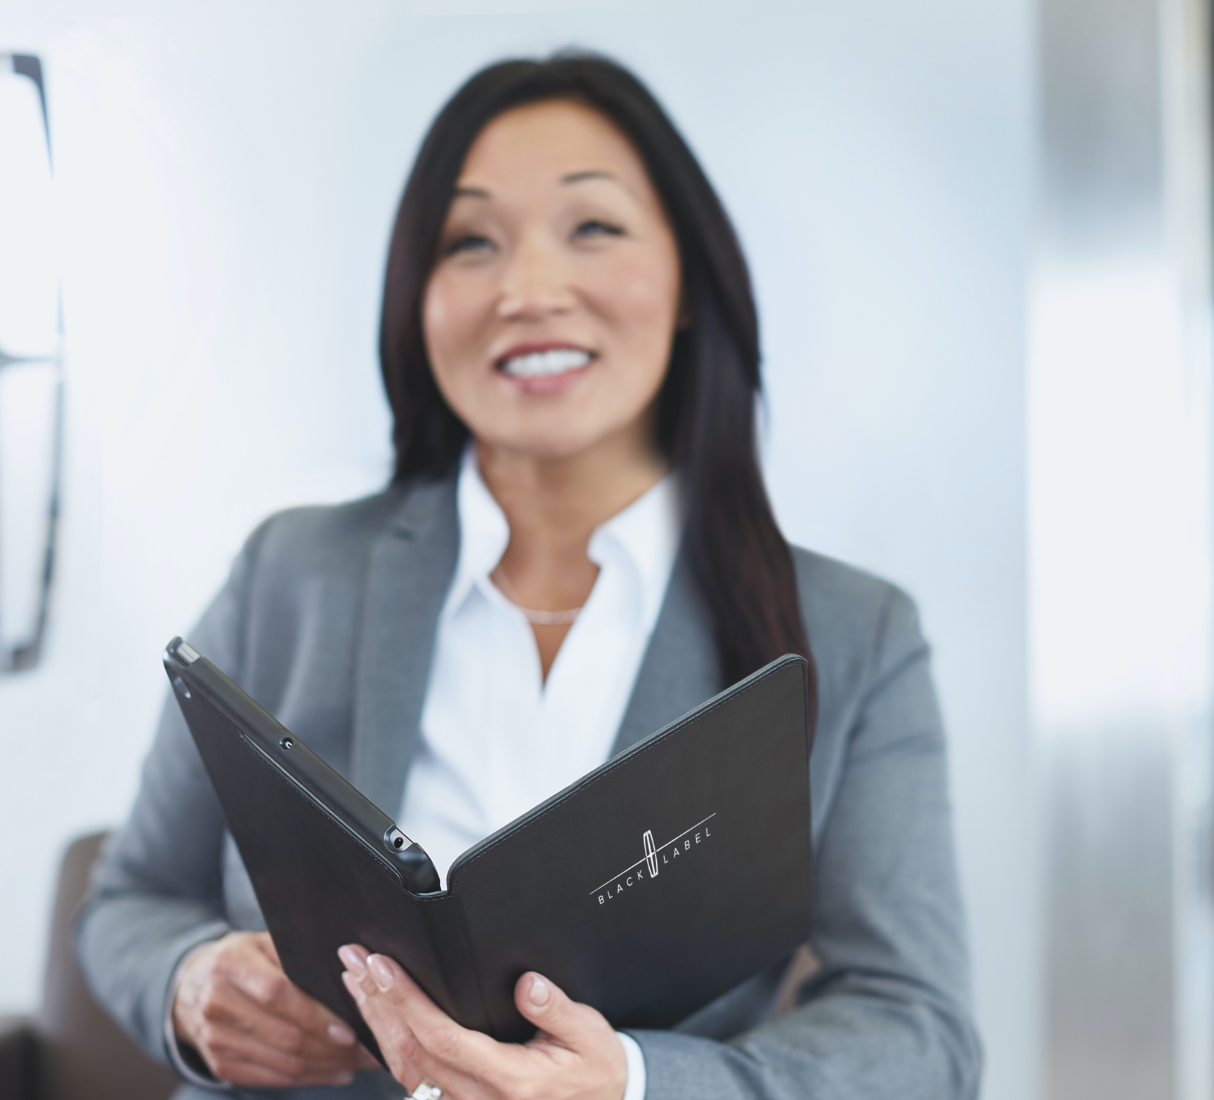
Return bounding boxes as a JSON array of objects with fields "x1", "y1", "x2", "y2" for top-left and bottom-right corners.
[{"x1": 423, "y1": 99, "x2": 682, "y2": 464}]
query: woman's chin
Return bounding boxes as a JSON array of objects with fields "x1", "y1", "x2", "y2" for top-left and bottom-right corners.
[{"x1": 477, "y1": 425, "x2": 636, "y2": 467}]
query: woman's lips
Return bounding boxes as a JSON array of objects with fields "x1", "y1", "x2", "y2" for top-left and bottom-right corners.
[{"x1": 496, "y1": 346, "x2": 595, "y2": 379}]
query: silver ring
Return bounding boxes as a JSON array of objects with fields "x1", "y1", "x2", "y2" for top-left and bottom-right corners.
[{"x1": 408, "y1": 1081, "x2": 442, "y2": 1100}]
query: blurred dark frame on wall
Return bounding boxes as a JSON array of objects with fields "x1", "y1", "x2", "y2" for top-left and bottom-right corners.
[{"x1": 0, "y1": 52, "x2": 63, "y2": 674}]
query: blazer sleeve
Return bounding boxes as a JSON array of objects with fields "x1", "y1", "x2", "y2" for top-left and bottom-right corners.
[
  {"x1": 627, "y1": 587, "x2": 982, "y2": 1099},
  {"x1": 75, "y1": 522, "x2": 270, "y2": 1063}
]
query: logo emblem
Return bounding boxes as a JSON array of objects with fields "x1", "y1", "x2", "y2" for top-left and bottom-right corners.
[
  {"x1": 591, "y1": 813, "x2": 716, "y2": 904},
  {"x1": 643, "y1": 829, "x2": 659, "y2": 877}
]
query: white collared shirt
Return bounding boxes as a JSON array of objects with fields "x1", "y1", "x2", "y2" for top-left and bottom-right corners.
[
  {"x1": 397, "y1": 448, "x2": 679, "y2": 1100},
  {"x1": 398, "y1": 447, "x2": 680, "y2": 884}
]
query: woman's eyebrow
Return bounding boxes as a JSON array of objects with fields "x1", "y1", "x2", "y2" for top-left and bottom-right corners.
[
  {"x1": 452, "y1": 185, "x2": 491, "y2": 199},
  {"x1": 562, "y1": 170, "x2": 616, "y2": 185}
]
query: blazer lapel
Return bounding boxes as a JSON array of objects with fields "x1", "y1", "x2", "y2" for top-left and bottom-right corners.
[
  {"x1": 350, "y1": 475, "x2": 459, "y2": 813},
  {"x1": 611, "y1": 549, "x2": 722, "y2": 755}
]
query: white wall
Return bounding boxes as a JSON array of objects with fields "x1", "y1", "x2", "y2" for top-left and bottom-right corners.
[{"x1": 0, "y1": 3, "x2": 1035, "y2": 1097}]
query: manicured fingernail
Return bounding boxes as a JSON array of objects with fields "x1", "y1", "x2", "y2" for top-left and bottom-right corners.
[
  {"x1": 368, "y1": 954, "x2": 394, "y2": 991},
  {"x1": 328, "y1": 1020, "x2": 355, "y2": 1045},
  {"x1": 529, "y1": 973, "x2": 550, "y2": 1006},
  {"x1": 331, "y1": 1072, "x2": 354, "y2": 1086},
  {"x1": 342, "y1": 970, "x2": 366, "y2": 1005},
  {"x1": 338, "y1": 945, "x2": 366, "y2": 977}
]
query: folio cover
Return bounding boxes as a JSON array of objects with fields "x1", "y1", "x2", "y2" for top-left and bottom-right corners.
[{"x1": 163, "y1": 642, "x2": 813, "y2": 1058}]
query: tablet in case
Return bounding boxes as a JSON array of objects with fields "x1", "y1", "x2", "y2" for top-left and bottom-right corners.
[{"x1": 163, "y1": 639, "x2": 812, "y2": 1059}]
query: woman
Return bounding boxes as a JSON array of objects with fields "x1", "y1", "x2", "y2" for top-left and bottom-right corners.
[{"x1": 79, "y1": 53, "x2": 981, "y2": 1100}]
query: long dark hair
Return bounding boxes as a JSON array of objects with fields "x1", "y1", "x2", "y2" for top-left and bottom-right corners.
[{"x1": 379, "y1": 51, "x2": 813, "y2": 694}]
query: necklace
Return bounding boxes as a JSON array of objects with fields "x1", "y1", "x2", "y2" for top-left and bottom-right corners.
[{"x1": 491, "y1": 565, "x2": 583, "y2": 626}]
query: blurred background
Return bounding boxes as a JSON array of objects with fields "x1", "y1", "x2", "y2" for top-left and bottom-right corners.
[{"x1": 0, "y1": 0, "x2": 1209, "y2": 1097}]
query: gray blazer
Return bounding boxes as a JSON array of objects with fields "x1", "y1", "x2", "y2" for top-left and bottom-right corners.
[{"x1": 78, "y1": 474, "x2": 981, "y2": 1100}]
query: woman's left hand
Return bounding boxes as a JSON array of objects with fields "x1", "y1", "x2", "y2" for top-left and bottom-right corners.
[{"x1": 338, "y1": 944, "x2": 628, "y2": 1100}]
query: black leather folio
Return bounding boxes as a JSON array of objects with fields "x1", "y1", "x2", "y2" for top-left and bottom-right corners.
[{"x1": 163, "y1": 640, "x2": 813, "y2": 1057}]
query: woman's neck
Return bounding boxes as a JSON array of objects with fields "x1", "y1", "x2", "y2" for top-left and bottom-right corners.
[
  {"x1": 476, "y1": 423, "x2": 667, "y2": 679},
  {"x1": 478, "y1": 440, "x2": 666, "y2": 553}
]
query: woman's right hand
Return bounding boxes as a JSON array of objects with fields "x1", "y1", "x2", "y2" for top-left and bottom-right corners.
[{"x1": 172, "y1": 930, "x2": 377, "y2": 1088}]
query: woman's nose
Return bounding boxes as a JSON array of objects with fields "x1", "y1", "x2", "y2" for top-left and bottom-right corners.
[{"x1": 496, "y1": 237, "x2": 575, "y2": 319}]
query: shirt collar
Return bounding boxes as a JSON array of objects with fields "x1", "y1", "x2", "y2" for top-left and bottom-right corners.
[
  {"x1": 441, "y1": 447, "x2": 512, "y2": 622},
  {"x1": 444, "y1": 445, "x2": 681, "y2": 627},
  {"x1": 587, "y1": 474, "x2": 680, "y2": 632}
]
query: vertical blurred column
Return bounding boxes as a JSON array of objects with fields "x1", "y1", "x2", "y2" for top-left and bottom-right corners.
[
  {"x1": 1033, "y1": 0, "x2": 1214, "y2": 1097},
  {"x1": 0, "y1": 53, "x2": 62, "y2": 674}
]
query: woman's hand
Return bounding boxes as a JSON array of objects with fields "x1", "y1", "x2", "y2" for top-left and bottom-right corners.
[
  {"x1": 338, "y1": 944, "x2": 628, "y2": 1100},
  {"x1": 172, "y1": 931, "x2": 377, "y2": 1088}
]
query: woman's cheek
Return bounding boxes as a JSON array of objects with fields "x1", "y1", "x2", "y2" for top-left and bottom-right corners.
[
  {"x1": 423, "y1": 278, "x2": 484, "y2": 412},
  {"x1": 425, "y1": 271, "x2": 490, "y2": 355},
  {"x1": 612, "y1": 245, "x2": 681, "y2": 324},
  {"x1": 620, "y1": 273, "x2": 682, "y2": 372},
  {"x1": 422, "y1": 278, "x2": 455, "y2": 356}
]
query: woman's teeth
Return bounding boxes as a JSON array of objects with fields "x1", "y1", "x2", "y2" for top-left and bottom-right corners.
[{"x1": 499, "y1": 348, "x2": 592, "y2": 378}]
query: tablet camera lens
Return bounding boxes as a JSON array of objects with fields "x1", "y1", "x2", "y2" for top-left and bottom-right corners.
[
  {"x1": 280, "y1": 736, "x2": 293, "y2": 749},
  {"x1": 395, "y1": 836, "x2": 404, "y2": 848}
]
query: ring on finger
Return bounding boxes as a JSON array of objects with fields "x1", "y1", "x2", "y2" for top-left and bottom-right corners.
[{"x1": 408, "y1": 1080, "x2": 442, "y2": 1100}]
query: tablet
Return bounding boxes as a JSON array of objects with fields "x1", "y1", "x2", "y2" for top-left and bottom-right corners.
[{"x1": 164, "y1": 637, "x2": 813, "y2": 1057}]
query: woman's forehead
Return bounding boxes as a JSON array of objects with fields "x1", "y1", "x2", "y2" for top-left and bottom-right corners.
[{"x1": 455, "y1": 99, "x2": 652, "y2": 199}]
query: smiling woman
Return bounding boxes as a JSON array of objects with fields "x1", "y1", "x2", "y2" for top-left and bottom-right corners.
[
  {"x1": 379, "y1": 59, "x2": 813, "y2": 693},
  {"x1": 78, "y1": 51, "x2": 980, "y2": 1100},
  {"x1": 422, "y1": 99, "x2": 682, "y2": 676}
]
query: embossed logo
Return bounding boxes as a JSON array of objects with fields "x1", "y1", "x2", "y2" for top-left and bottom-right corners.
[{"x1": 591, "y1": 814, "x2": 716, "y2": 905}]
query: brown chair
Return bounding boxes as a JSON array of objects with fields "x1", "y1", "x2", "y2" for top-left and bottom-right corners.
[{"x1": 0, "y1": 832, "x2": 181, "y2": 1100}]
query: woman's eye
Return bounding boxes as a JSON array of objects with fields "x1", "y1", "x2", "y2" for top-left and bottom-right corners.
[
  {"x1": 443, "y1": 235, "x2": 494, "y2": 257},
  {"x1": 572, "y1": 220, "x2": 624, "y2": 240}
]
